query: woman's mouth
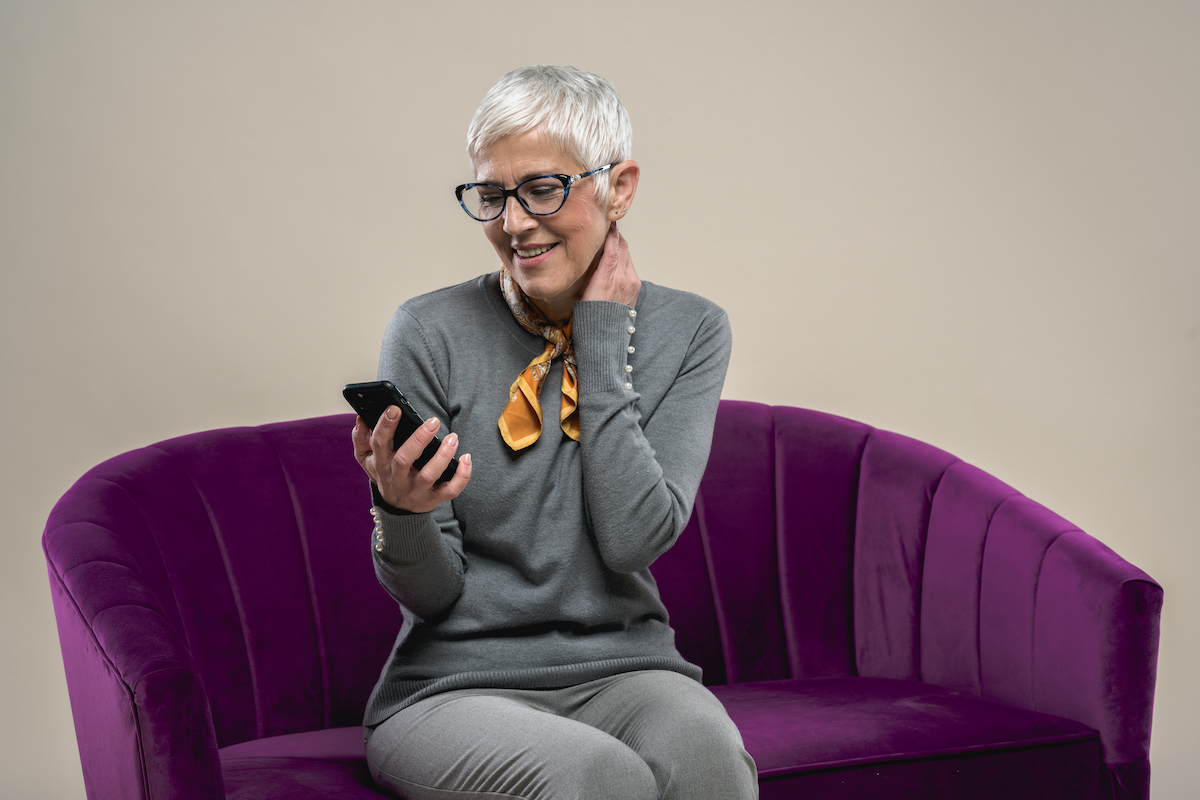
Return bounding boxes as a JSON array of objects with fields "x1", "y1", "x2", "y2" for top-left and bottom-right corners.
[{"x1": 514, "y1": 244, "x2": 556, "y2": 259}]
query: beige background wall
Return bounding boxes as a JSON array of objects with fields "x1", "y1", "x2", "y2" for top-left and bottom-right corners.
[{"x1": 2, "y1": 1, "x2": 1196, "y2": 796}]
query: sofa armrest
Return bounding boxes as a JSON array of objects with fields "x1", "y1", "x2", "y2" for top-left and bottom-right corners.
[
  {"x1": 1033, "y1": 531, "x2": 1162, "y2": 800},
  {"x1": 969, "y1": 498, "x2": 1162, "y2": 800},
  {"x1": 45, "y1": 521, "x2": 224, "y2": 800},
  {"x1": 915, "y1": 459, "x2": 1161, "y2": 800}
]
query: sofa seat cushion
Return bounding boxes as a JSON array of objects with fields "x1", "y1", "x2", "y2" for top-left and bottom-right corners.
[
  {"x1": 220, "y1": 727, "x2": 382, "y2": 800},
  {"x1": 218, "y1": 677, "x2": 1104, "y2": 800},
  {"x1": 715, "y1": 677, "x2": 1103, "y2": 799}
]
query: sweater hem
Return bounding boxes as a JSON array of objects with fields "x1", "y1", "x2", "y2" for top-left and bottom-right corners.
[{"x1": 363, "y1": 655, "x2": 702, "y2": 729}]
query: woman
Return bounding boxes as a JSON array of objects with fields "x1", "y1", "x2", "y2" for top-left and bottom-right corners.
[{"x1": 353, "y1": 65, "x2": 757, "y2": 800}]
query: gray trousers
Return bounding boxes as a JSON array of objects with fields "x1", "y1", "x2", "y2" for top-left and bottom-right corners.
[{"x1": 365, "y1": 670, "x2": 758, "y2": 800}]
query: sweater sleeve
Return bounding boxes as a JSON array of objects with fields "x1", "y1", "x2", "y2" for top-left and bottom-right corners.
[
  {"x1": 369, "y1": 305, "x2": 466, "y2": 621},
  {"x1": 571, "y1": 298, "x2": 732, "y2": 573}
]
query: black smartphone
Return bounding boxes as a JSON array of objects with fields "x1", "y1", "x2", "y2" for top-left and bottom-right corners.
[{"x1": 343, "y1": 380, "x2": 459, "y2": 484}]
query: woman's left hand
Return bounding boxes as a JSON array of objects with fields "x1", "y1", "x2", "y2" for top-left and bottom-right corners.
[{"x1": 582, "y1": 222, "x2": 640, "y2": 308}]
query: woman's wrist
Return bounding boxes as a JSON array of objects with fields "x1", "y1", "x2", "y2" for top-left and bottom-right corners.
[{"x1": 371, "y1": 482, "x2": 416, "y2": 516}]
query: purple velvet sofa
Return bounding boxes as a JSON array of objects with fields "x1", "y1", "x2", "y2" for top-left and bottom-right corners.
[{"x1": 44, "y1": 400, "x2": 1162, "y2": 800}]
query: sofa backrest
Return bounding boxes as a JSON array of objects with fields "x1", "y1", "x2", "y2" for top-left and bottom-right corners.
[
  {"x1": 664, "y1": 401, "x2": 1040, "y2": 689},
  {"x1": 655, "y1": 401, "x2": 869, "y2": 684}
]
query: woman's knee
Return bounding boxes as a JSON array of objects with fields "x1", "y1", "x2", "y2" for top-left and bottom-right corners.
[
  {"x1": 571, "y1": 738, "x2": 659, "y2": 800},
  {"x1": 611, "y1": 677, "x2": 758, "y2": 799},
  {"x1": 651, "y1": 711, "x2": 756, "y2": 797}
]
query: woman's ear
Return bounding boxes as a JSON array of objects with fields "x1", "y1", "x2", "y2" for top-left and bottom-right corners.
[{"x1": 607, "y1": 160, "x2": 640, "y2": 221}]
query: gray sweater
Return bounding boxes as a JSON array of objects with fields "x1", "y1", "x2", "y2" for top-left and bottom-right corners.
[{"x1": 363, "y1": 272, "x2": 732, "y2": 728}]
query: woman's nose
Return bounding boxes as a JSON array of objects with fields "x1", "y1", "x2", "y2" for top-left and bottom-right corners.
[{"x1": 502, "y1": 196, "x2": 537, "y2": 235}]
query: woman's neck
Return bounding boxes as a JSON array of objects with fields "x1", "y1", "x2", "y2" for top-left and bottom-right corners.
[{"x1": 528, "y1": 292, "x2": 577, "y2": 326}]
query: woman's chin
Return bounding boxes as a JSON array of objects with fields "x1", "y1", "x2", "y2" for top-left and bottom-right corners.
[{"x1": 512, "y1": 269, "x2": 558, "y2": 300}]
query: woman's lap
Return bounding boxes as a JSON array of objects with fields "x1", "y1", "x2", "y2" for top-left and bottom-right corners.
[{"x1": 366, "y1": 671, "x2": 757, "y2": 800}]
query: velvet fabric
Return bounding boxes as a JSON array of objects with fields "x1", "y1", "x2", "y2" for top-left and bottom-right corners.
[{"x1": 44, "y1": 401, "x2": 1162, "y2": 799}]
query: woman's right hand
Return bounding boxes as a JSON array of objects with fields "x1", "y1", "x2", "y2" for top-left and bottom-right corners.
[{"x1": 353, "y1": 408, "x2": 472, "y2": 513}]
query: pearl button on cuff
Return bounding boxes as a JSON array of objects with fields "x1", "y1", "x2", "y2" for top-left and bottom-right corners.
[
  {"x1": 624, "y1": 382, "x2": 633, "y2": 390},
  {"x1": 627, "y1": 326, "x2": 636, "y2": 334},
  {"x1": 627, "y1": 345, "x2": 635, "y2": 354},
  {"x1": 628, "y1": 309, "x2": 637, "y2": 318},
  {"x1": 624, "y1": 364, "x2": 633, "y2": 372}
]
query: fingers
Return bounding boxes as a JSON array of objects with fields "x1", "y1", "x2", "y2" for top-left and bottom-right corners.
[
  {"x1": 395, "y1": 429, "x2": 472, "y2": 513},
  {"x1": 353, "y1": 416, "x2": 382, "y2": 485},
  {"x1": 410, "y1": 427, "x2": 458, "y2": 485},
  {"x1": 360, "y1": 408, "x2": 432, "y2": 488},
  {"x1": 353, "y1": 416, "x2": 372, "y2": 463},
  {"x1": 582, "y1": 222, "x2": 640, "y2": 307},
  {"x1": 391, "y1": 415, "x2": 441, "y2": 472},
  {"x1": 601, "y1": 221, "x2": 622, "y2": 263},
  {"x1": 608, "y1": 223, "x2": 639, "y2": 307},
  {"x1": 419, "y1": 432, "x2": 469, "y2": 490},
  {"x1": 368, "y1": 405, "x2": 404, "y2": 458},
  {"x1": 447, "y1": 452, "x2": 472, "y2": 494}
]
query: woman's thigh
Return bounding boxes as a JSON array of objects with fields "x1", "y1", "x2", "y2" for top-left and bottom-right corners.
[
  {"x1": 569, "y1": 671, "x2": 759, "y2": 800},
  {"x1": 366, "y1": 689, "x2": 659, "y2": 800}
]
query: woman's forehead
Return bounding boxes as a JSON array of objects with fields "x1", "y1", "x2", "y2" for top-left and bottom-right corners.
[{"x1": 473, "y1": 130, "x2": 583, "y2": 183}]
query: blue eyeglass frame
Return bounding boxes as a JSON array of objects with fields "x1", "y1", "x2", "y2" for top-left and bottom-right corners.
[{"x1": 454, "y1": 163, "x2": 617, "y2": 221}]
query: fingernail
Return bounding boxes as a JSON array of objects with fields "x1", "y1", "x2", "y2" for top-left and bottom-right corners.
[
  {"x1": 445, "y1": 433, "x2": 458, "y2": 447},
  {"x1": 385, "y1": 406, "x2": 399, "y2": 420},
  {"x1": 423, "y1": 417, "x2": 439, "y2": 431},
  {"x1": 461, "y1": 454, "x2": 471, "y2": 467}
]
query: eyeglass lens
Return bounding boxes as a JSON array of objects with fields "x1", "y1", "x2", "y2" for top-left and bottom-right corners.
[{"x1": 459, "y1": 176, "x2": 567, "y2": 221}]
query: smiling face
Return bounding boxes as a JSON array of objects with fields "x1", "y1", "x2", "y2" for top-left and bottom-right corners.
[{"x1": 473, "y1": 130, "x2": 612, "y2": 324}]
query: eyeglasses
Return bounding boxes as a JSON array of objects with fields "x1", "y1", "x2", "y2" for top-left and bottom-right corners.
[{"x1": 455, "y1": 163, "x2": 616, "y2": 222}]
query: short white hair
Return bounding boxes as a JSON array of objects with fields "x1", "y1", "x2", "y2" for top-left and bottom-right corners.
[{"x1": 467, "y1": 65, "x2": 632, "y2": 200}]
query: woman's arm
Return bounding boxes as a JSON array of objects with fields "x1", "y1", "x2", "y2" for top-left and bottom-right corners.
[
  {"x1": 572, "y1": 223, "x2": 732, "y2": 573},
  {"x1": 573, "y1": 299, "x2": 732, "y2": 573},
  {"x1": 357, "y1": 306, "x2": 469, "y2": 621}
]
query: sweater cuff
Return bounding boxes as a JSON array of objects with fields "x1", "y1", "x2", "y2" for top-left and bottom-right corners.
[
  {"x1": 370, "y1": 503, "x2": 443, "y2": 565},
  {"x1": 572, "y1": 300, "x2": 637, "y2": 394},
  {"x1": 371, "y1": 482, "x2": 415, "y2": 516}
]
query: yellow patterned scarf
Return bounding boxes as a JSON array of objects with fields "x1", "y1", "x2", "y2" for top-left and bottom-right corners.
[{"x1": 497, "y1": 267, "x2": 580, "y2": 450}]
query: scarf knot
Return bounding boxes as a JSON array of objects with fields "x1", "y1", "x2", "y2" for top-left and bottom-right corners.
[{"x1": 497, "y1": 268, "x2": 580, "y2": 450}]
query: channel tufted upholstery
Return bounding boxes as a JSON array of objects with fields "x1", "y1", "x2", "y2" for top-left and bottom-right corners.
[{"x1": 45, "y1": 400, "x2": 1161, "y2": 799}]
